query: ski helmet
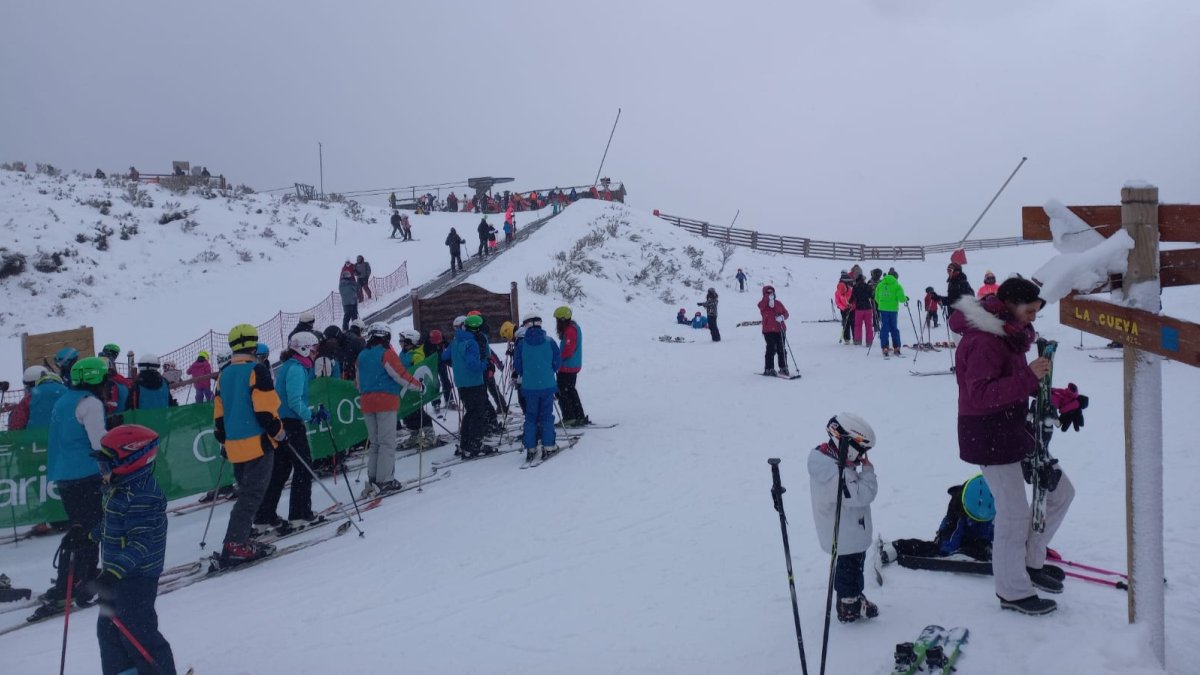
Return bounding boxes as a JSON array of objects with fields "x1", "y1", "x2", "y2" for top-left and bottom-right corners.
[
  {"x1": 255, "y1": 342, "x2": 271, "y2": 358},
  {"x1": 299, "y1": 311, "x2": 316, "y2": 323},
  {"x1": 216, "y1": 349, "x2": 233, "y2": 366},
  {"x1": 961, "y1": 475, "x2": 996, "y2": 522},
  {"x1": 367, "y1": 322, "x2": 392, "y2": 341},
  {"x1": 499, "y1": 321, "x2": 515, "y2": 341},
  {"x1": 23, "y1": 365, "x2": 48, "y2": 385},
  {"x1": 55, "y1": 347, "x2": 79, "y2": 371},
  {"x1": 289, "y1": 332, "x2": 319, "y2": 358},
  {"x1": 198, "y1": 350, "x2": 210, "y2": 361},
  {"x1": 101, "y1": 343, "x2": 121, "y2": 359},
  {"x1": 452, "y1": 316, "x2": 467, "y2": 329},
  {"x1": 553, "y1": 306, "x2": 572, "y2": 320},
  {"x1": 467, "y1": 310, "x2": 482, "y2": 317},
  {"x1": 350, "y1": 319, "x2": 367, "y2": 333},
  {"x1": 399, "y1": 329, "x2": 421, "y2": 345},
  {"x1": 465, "y1": 315, "x2": 484, "y2": 330},
  {"x1": 428, "y1": 329, "x2": 444, "y2": 345},
  {"x1": 323, "y1": 325, "x2": 342, "y2": 340},
  {"x1": 228, "y1": 323, "x2": 259, "y2": 351},
  {"x1": 137, "y1": 353, "x2": 161, "y2": 369},
  {"x1": 514, "y1": 326, "x2": 527, "y2": 340},
  {"x1": 826, "y1": 412, "x2": 876, "y2": 462},
  {"x1": 71, "y1": 356, "x2": 109, "y2": 387},
  {"x1": 96, "y1": 424, "x2": 159, "y2": 477},
  {"x1": 521, "y1": 313, "x2": 542, "y2": 327}
]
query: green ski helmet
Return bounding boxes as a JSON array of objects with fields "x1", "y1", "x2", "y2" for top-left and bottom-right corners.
[
  {"x1": 553, "y1": 306, "x2": 572, "y2": 320},
  {"x1": 464, "y1": 315, "x2": 484, "y2": 330},
  {"x1": 100, "y1": 343, "x2": 121, "y2": 359},
  {"x1": 71, "y1": 356, "x2": 109, "y2": 387}
]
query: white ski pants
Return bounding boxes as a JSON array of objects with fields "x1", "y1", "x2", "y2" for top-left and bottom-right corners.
[
  {"x1": 980, "y1": 461, "x2": 1075, "y2": 601},
  {"x1": 364, "y1": 411, "x2": 398, "y2": 484}
]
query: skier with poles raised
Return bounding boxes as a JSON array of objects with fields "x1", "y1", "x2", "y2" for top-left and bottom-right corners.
[{"x1": 758, "y1": 285, "x2": 790, "y2": 376}]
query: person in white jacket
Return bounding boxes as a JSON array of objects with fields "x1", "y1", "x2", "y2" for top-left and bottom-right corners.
[{"x1": 808, "y1": 412, "x2": 880, "y2": 623}]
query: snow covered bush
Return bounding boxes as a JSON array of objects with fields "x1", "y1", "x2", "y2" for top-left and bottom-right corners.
[{"x1": 0, "y1": 249, "x2": 26, "y2": 279}]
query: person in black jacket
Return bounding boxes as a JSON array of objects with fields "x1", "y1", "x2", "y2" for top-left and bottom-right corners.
[
  {"x1": 390, "y1": 210, "x2": 403, "y2": 239},
  {"x1": 476, "y1": 218, "x2": 495, "y2": 258},
  {"x1": 445, "y1": 227, "x2": 466, "y2": 274},
  {"x1": 849, "y1": 274, "x2": 876, "y2": 347},
  {"x1": 697, "y1": 288, "x2": 720, "y2": 342},
  {"x1": 937, "y1": 262, "x2": 975, "y2": 316}
]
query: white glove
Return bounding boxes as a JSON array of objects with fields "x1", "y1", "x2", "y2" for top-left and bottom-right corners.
[
  {"x1": 775, "y1": 315, "x2": 785, "y2": 322},
  {"x1": 412, "y1": 380, "x2": 425, "y2": 394}
]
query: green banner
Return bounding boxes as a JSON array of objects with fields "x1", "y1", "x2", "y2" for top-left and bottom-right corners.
[{"x1": 0, "y1": 358, "x2": 442, "y2": 529}]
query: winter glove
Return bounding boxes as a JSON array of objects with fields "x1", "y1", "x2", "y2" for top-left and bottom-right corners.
[
  {"x1": 1051, "y1": 383, "x2": 1087, "y2": 432},
  {"x1": 310, "y1": 404, "x2": 331, "y2": 427},
  {"x1": 84, "y1": 570, "x2": 120, "y2": 615},
  {"x1": 775, "y1": 315, "x2": 785, "y2": 322}
]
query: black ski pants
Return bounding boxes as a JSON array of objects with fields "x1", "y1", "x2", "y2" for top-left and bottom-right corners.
[
  {"x1": 486, "y1": 373, "x2": 508, "y2": 415},
  {"x1": 707, "y1": 315, "x2": 721, "y2": 342},
  {"x1": 925, "y1": 310, "x2": 939, "y2": 329},
  {"x1": 459, "y1": 384, "x2": 487, "y2": 451},
  {"x1": 841, "y1": 308, "x2": 854, "y2": 342},
  {"x1": 53, "y1": 475, "x2": 104, "y2": 597},
  {"x1": 556, "y1": 371, "x2": 586, "y2": 421},
  {"x1": 763, "y1": 332, "x2": 787, "y2": 371},
  {"x1": 224, "y1": 450, "x2": 273, "y2": 545},
  {"x1": 449, "y1": 251, "x2": 463, "y2": 273},
  {"x1": 98, "y1": 576, "x2": 177, "y2": 675},
  {"x1": 256, "y1": 419, "x2": 313, "y2": 523},
  {"x1": 342, "y1": 304, "x2": 358, "y2": 332},
  {"x1": 834, "y1": 551, "x2": 866, "y2": 600}
]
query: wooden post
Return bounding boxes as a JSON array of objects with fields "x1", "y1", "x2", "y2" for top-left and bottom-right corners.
[
  {"x1": 750, "y1": 231, "x2": 758, "y2": 250},
  {"x1": 1120, "y1": 184, "x2": 1164, "y2": 665}
]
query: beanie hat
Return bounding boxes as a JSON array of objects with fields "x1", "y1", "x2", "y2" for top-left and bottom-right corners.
[
  {"x1": 997, "y1": 277, "x2": 1045, "y2": 309},
  {"x1": 948, "y1": 262, "x2": 963, "y2": 272}
]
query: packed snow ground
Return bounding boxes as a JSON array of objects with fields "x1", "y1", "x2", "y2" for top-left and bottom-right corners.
[{"x1": 2, "y1": 199, "x2": 1197, "y2": 674}]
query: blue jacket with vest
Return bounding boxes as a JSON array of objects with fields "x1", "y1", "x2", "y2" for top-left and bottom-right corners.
[
  {"x1": 449, "y1": 328, "x2": 484, "y2": 388},
  {"x1": 28, "y1": 379, "x2": 68, "y2": 428},
  {"x1": 99, "y1": 464, "x2": 167, "y2": 579},
  {"x1": 514, "y1": 326, "x2": 560, "y2": 393},
  {"x1": 276, "y1": 356, "x2": 314, "y2": 422},
  {"x1": 48, "y1": 389, "x2": 105, "y2": 482},
  {"x1": 357, "y1": 345, "x2": 401, "y2": 397}
]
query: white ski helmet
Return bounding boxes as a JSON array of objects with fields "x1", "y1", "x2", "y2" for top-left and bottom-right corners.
[
  {"x1": 298, "y1": 311, "x2": 316, "y2": 323},
  {"x1": 521, "y1": 313, "x2": 542, "y2": 327},
  {"x1": 367, "y1": 322, "x2": 392, "y2": 341},
  {"x1": 399, "y1": 329, "x2": 421, "y2": 345},
  {"x1": 452, "y1": 315, "x2": 467, "y2": 329},
  {"x1": 216, "y1": 349, "x2": 233, "y2": 366},
  {"x1": 137, "y1": 353, "x2": 161, "y2": 369},
  {"x1": 23, "y1": 365, "x2": 48, "y2": 385},
  {"x1": 289, "y1": 331, "x2": 320, "y2": 358},
  {"x1": 350, "y1": 319, "x2": 367, "y2": 333},
  {"x1": 826, "y1": 412, "x2": 876, "y2": 462}
]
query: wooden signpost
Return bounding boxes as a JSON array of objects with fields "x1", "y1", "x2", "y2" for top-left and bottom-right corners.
[{"x1": 1024, "y1": 187, "x2": 1200, "y2": 667}]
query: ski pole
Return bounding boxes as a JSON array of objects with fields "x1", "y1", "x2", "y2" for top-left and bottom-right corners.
[
  {"x1": 199, "y1": 456, "x2": 227, "y2": 550},
  {"x1": 430, "y1": 415, "x2": 461, "y2": 440},
  {"x1": 288, "y1": 436, "x2": 364, "y2": 537},
  {"x1": 59, "y1": 551, "x2": 74, "y2": 675},
  {"x1": 781, "y1": 326, "x2": 795, "y2": 373},
  {"x1": 554, "y1": 399, "x2": 580, "y2": 439},
  {"x1": 325, "y1": 429, "x2": 364, "y2": 521},
  {"x1": 819, "y1": 436, "x2": 851, "y2": 675},
  {"x1": 1063, "y1": 569, "x2": 1128, "y2": 591},
  {"x1": 767, "y1": 458, "x2": 810, "y2": 675},
  {"x1": 110, "y1": 615, "x2": 163, "y2": 673},
  {"x1": 904, "y1": 302, "x2": 920, "y2": 357}
]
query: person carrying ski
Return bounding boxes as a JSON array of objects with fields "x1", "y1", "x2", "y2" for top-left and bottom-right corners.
[
  {"x1": 450, "y1": 315, "x2": 490, "y2": 456},
  {"x1": 758, "y1": 285, "x2": 790, "y2": 376},
  {"x1": 446, "y1": 227, "x2": 466, "y2": 274},
  {"x1": 976, "y1": 270, "x2": 1000, "y2": 298},
  {"x1": 255, "y1": 331, "x2": 323, "y2": 531},
  {"x1": 133, "y1": 353, "x2": 177, "y2": 409},
  {"x1": 28, "y1": 357, "x2": 111, "y2": 621},
  {"x1": 735, "y1": 268, "x2": 747, "y2": 292},
  {"x1": 849, "y1": 274, "x2": 875, "y2": 347},
  {"x1": 87, "y1": 424, "x2": 178, "y2": 675},
  {"x1": 951, "y1": 279, "x2": 1075, "y2": 615},
  {"x1": 698, "y1": 287, "x2": 720, "y2": 341},
  {"x1": 923, "y1": 287, "x2": 941, "y2": 330},
  {"x1": 339, "y1": 270, "x2": 359, "y2": 332},
  {"x1": 390, "y1": 210, "x2": 403, "y2": 238},
  {"x1": 186, "y1": 351, "x2": 214, "y2": 403},
  {"x1": 513, "y1": 313, "x2": 561, "y2": 465},
  {"x1": 213, "y1": 323, "x2": 286, "y2": 566},
  {"x1": 937, "y1": 262, "x2": 974, "y2": 317},
  {"x1": 834, "y1": 272, "x2": 853, "y2": 344},
  {"x1": 554, "y1": 306, "x2": 590, "y2": 427},
  {"x1": 873, "y1": 270, "x2": 908, "y2": 357},
  {"x1": 356, "y1": 323, "x2": 424, "y2": 496},
  {"x1": 808, "y1": 413, "x2": 880, "y2": 623}
]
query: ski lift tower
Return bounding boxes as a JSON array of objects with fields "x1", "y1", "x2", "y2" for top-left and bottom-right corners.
[{"x1": 467, "y1": 176, "x2": 514, "y2": 208}]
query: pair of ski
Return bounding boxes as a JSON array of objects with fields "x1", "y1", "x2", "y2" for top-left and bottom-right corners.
[
  {"x1": 519, "y1": 436, "x2": 582, "y2": 469},
  {"x1": 893, "y1": 625, "x2": 969, "y2": 675}
]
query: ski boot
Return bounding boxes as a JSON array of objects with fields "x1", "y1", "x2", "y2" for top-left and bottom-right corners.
[
  {"x1": 779, "y1": 368, "x2": 791, "y2": 377},
  {"x1": 998, "y1": 594, "x2": 1057, "y2": 615},
  {"x1": 521, "y1": 447, "x2": 542, "y2": 468},
  {"x1": 252, "y1": 515, "x2": 290, "y2": 537},
  {"x1": 398, "y1": 433, "x2": 421, "y2": 450},
  {"x1": 763, "y1": 368, "x2": 777, "y2": 377},
  {"x1": 376, "y1": 479, "x2": 404, "y2": 495},
  {"x1": 360, "y1": 481, "x2": 381, "y2": 499},
  {"x1": 837, "y1": 594, "x2": 879, "y2": 623},
  {"x1": 220, "y1": 540, "x2": 276, "y2": 567},
  {"x1": 893, "y1": 347, "x2": 903, "y2": 357},
  {"x1": 881, "y1": 347, "x2": 891, "y2": 357}
]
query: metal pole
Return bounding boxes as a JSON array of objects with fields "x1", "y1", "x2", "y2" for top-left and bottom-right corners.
[
  {"x1": 593, "y1": 108, "x2": 622, "y2": 187},
  {"x1": 318, "y1": 142, "x2": 324, "y2": 199},
  {"x1": 958, "y1": 156, "x2": 1027, "y2": 244}
]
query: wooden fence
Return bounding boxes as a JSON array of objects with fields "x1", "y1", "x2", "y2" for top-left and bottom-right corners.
[{"x1": 655, "y1": 213, "x2": 1044, "y2": 261}]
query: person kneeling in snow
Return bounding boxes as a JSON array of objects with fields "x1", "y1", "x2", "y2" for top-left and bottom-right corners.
[
  {"x1": 883, "y1": 474, "x2": 997, "y2": 564},
  {"x1": 690, "y1": 311, "x2": 708, "y2": 329},
  {"x1": 808, "y1": 413, "x2": 879, "y2": 623}
]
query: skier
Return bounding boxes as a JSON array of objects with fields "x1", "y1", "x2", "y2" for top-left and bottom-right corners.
[
  {"x1": 698, "y1": 287, "x2": 720, "y2": 341},
  {"x1": 339, "y1": 270, "x2": 359, "y2": 332},
  {"x1": 100, "y1": 343, "x2": 132, "y2": 417},
  {"x1": 850, "y1": 274, "x2": 875, "y2": 348},
  {"x1": 476, "y1": 217, "x2": 492, "y2": 258},
  {"x1": 341, "y1": 320, "x2": 367, "y2": 381},
  {"x1": 55, "y1": 346, "x2": 80, "y2": 381},
  {"x1": 390, "y1": 210, "x2": 403, "y2": 238},
  {"x1": 186, "y1": 351, "x2": 214, "y2": 403},
  {"x1": 8, "y1": 366, "x2": 66, "y2": 430},
  {"x1": 355, "y1": 255, "x2": 373, "y2": 301},
  {"x1": 401, "y1": 212, "x2": 412, "y2": 240},
  {"x1": 513, "y1": 313, "x2": 561, "y2": 465},
  {"x1": 866, "y1": 269, "x2": 883, "y2": 332},
  {"x1": 355, "y1": 323, "x2": 424, "y2": 496},
  {"x1": 397, "y1": 330, "x2": 437, "y2": 449},
  {"x1": 676, "y1": 308, "x2": 689, "y2": 325},
  {"x1": 937, "y1": 262, "x2": 974, "y2": 317},
  {"x1": 314, "y1": 326, "x2": 344, "y2": 378},
  {"x1": 834, "y1": 272, "x2": 853, "y2": 344},
  {"x1": 133, "y1": 353, "x2": 177, "y2": 409},
  {"x1": 873, "y1": 270, "x2": 908, "y2": 357},
  {"x1": 883, "y1": 474, "x2": 997, "y2": 563},
  {"x1": 445, "y1": 227, "x2": 466, "y2": 274},
  {"x1": 290, "y1": 311, "x2": 321, "y2": 343},
  {"x1": 808, "y1": 413, "x2": 880, "y2": 623},
  {"x1": 690, "y1": 311, "x2": 707, "y2": 329},
  {"x1": 450, "y1": 315, "x2": 490, "y2": 457},
  {"x1": 554, "y1": 306, "x2": 590, "y2": 427},
  {"x1": 28, "y1": 356, "x2": 110, "y2": 621},
  {"x1": 757, "y1": 285, "x2": 790, "y2": 376},
  {"x1": 976, "y1": 270, "x2": 1000, "y2": 298},
  {"x1": 923, "y1": 287, "x2": 941, "y2": 331},
  {"x1": 735, "y1": 268, "x2": 748, "y2": 292},
  {"x1": 87, "y1": 424, "x2": 178, "y2": 675},
  {"x1": 950, "y1": 279, "x2": 1074, "y2": 615},
  {"x1": 213, "y1": 323, "x2": 286, "y2": 566},
  {"x1": 427, "y1": 329, "x2": 455, "y2": 414}
]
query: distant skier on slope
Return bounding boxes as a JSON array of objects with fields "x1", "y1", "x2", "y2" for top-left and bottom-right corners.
[{"x1": 758, "y1": 285, "x2": 790, "y2": 376}]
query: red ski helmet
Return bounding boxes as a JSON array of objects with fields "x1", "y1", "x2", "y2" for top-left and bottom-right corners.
[
  {"x1": 96, "y1": 424, "x2": 159, "y2": 476},
  {"x1": 429, "y1": 329, "x2": 444, "y2": 345}
]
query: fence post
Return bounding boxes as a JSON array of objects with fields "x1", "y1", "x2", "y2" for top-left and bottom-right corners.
[
  {"x1": 751, "y1": 231, "x2": 758, "y2": 250},
  {"x1": 701, "y1": 222, "x2": 709, "y2": 238}
]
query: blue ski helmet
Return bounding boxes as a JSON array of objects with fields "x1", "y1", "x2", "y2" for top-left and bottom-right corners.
[{"x1": 961, "y1": 474, "x2": 995, "y2": 522}]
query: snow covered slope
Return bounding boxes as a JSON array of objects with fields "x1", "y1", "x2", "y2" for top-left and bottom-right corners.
[{"x1": 2, "y1": 198, "x2": 1196, "y2": 674}]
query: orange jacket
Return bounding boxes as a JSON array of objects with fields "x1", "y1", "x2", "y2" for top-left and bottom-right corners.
[{"x1": 834, "y1": 281, "x2": 852, "y2": 311}]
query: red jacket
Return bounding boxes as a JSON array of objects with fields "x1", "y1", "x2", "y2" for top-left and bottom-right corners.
[
  {"x1": 758, "y1": 292, "x2": 790, "y2": 333},
  {"x1": 833, "y1": 282, "x2": 852, "y2": 311},
  {"x1": 924, "y1": 292, "x2": 940, "y2": 313},
  {"x1": 8, "y1": 393, "x2": 31, "y2": 430}
]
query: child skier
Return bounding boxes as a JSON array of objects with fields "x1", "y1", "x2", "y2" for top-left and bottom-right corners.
[
  {"x1": 923, "y1": 287, "x2": 941, "y2": 330},
  {"x1": 808, "y1": 413, "x2": 879, "y2": 623},
  {"x1": 513, "y1": 313, "x2": 561, "y2": 465}
]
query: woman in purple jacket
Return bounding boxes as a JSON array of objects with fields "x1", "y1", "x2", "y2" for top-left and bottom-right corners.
[{"x1": 950, "y1": 278, "x2": 1073, "y2": 616}]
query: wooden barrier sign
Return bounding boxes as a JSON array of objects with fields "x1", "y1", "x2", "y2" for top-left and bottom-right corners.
[{"x1": 1060, "y1": 295, "x2": 1200, "y2": 366}]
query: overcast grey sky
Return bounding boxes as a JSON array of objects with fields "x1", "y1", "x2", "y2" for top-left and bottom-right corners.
[{"x1": 2, "y1": 0, "x2": 1197, "y2": 242}]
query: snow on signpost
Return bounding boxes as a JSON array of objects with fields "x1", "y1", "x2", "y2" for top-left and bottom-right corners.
[{"x1": 1023, "y1": 187, "x2": 1200, "y2": 668}]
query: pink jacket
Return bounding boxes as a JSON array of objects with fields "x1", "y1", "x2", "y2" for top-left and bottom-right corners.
[{"x1": 187, "y1": 359, "x2": 214, "y2": 390}]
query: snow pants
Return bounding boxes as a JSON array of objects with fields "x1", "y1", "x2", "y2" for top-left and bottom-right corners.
[
  {"x1": 487, "y1": 373, "x2": 508, "y2": 415},
  {"x1": 980, "y1": 462, "x2": 1074, "y2": 601},
  {"x1": 97, "y1": 576, "x2": 177, "y2": 675},
  {"x1": 342, "y1": 304, "x2": 358, "y2": 332},
  {"x1": 834, "y1": 552, "x2": 866, "y2": 600},
  {"x1": 224, "y1": 451, "x2": 273, "y2": 546},
  {"x1": 53, "y1": 475, "x2": 104, "y2": 598},
  {"x1": 556, "y1": 371, "x2": 587, "y2": 422},
  {"x1": 707, "y1": 315, "x2": 721, "y2": 342},
  {"x1": 522, "y1": 388, "x2": 557, "y2": 450},
  {"x1": 256, "y1": 418, "x2": 314, "y2": 523},
  {"x1": 194, "y1": 386, "x2": 213, "y2": 403},
  {"x1": 925, "y1": 310, "x2": 939, "y2": 329},
  {"x1": 840, "y1": 308, "x2": 853, "y2": 342},
  {"x1": 458, "y1": 384, "x2": 487, "y2": 452},
  {"x1": 879, "y1": 310, "x2": 901, "y2": 349},
  {"x1": 449, "y1": 251, "x2": 463, "y2": 273},
  {"x1": 762, "y1": 332, "x2": 787, "y2": 371},
  {"x1": 853, "y1": 310, "x2": 874, "y2": 345},
  {"x1": 363, "y1": 410, "x2": 398, "y2": 484}
]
